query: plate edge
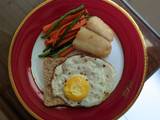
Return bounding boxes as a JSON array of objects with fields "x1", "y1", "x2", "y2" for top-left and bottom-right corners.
[
  {"x1": 8, "y1": 0, "x2": 54, "y2": 120},
  {"x1": 8, "y1": 0, "x2": 148, "y2": 120},
  {"x1": 103, "y1": 0, "x2": 148, "y2": 120}
]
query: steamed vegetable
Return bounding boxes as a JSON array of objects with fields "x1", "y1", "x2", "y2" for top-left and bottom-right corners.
[
  {"x1": 57, "y1": 30, "x2": 77, "y2": 47},
  {"x1": 44, "y1": 16, "x2": 86, "y2": 46},
  {"x1": 39, "y1": 4, "x2": 89, "y2": 58},
  {"x1": 42, "y1": 23, "x2": 53, "y2": 33},
  {"x1": 42, "y1": 4, "x2": 85, "y2": 39},
  {"x1": 53, "y1": 14, "x2": 82, "y2": 48},
  {"x1": 51, "y1": 44, "x2": 74, "y2": 57},
  {"x1": 59, "y1": 46, "x2": 75, "y2": 57},
  {"x1": 39, "y1": 39, "x2": 74, "y2": 58}
]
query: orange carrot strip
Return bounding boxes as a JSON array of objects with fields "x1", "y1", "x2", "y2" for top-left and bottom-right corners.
[
  {"x1": 45, "y1": 38, "x2": 56, "y2": 46},
  {"x1": 49, "y1": 21, "x2": 71, "y2": 37},
  {"x1": 61, "y1": 9, "x2": 85, "y2": 25},
  {"x1": 57, "y1": 36, "x2": 75, "y2": 47},
  {"x1": 42, "y1": 8, "x2": 87, "y2": 35},
  {"x1": 49, "y1": 15, "x2": 85, "y2": 39},
  {"x1": 45, "y1": 22, "x2": 72, "y2": 45},
  {"x1": 58, "y1": 22, "x2": 72, "y2": 35},
  {"x1": 42, "y1": 23, "x2": 53, "y2": 33},
  {"x1": 45, "y1": 31, "x2": 59, "y2": 45},
  {"x1": 44, "y1": 14, "x2": 86, "y2": 46},
  {"x1": 59, "y1": 46, "x2": 75, "y2": 57},
  {"x1": 71, "y1": 18, "x2": 87, "y2": 31},
  {"x1": 58, "y1": 17, "x2": 86, "y2": 37},
  {"x1": 50, "y1": 30, "x2": 58, "y2": 37},
  {"x1": 45, "y1": 10, "x2": 85, "y2": 35},
  {"x1": 57, "y1": 30, "x2": 77, "y2": 47},
  {"x1": 64, "y1": 30, "x2": 77, "y2": 38},
  {"x1": 44, "y1": 39, "x2": 50, "y2": 46}
]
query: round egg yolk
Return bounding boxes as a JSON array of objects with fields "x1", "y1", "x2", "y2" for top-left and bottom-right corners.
[{"x1": 64, "y1": 75, "x2": 90, "y2": 101}]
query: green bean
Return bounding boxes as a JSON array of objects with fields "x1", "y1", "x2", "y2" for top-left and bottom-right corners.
[
  {"x1": 42, "y1": 4, "x2": 84, "y2": 39},
  {"x1": 38, "y1": 48, "x2": 52, "y2": 58},
  {"x1": 53, "y1": 14, "x2": 82, "y2": 48},
  {"x1": 49, "y1": 39, "x2": 73, "y2": 57},
  {"x1": 42, "y1": 45, "x2": 52, "y2": 52},
  {"x1": 50, "y1": 44, "x2": 72, "y2": 58},
  {"x1": 39, "y1": 39, "x2": 73, "y2": 58}
]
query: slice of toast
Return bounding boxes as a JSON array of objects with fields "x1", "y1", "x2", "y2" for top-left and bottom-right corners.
[{"x1": 43, "y1": 57, "x2": 66, "y2": 106}]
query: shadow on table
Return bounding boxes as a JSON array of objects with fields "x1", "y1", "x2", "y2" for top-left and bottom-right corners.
[{"x1": 0, "y1": 31, "x2": 35, "y2": 120}]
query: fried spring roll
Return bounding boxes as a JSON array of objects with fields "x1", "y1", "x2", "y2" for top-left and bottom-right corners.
[
  {"x1": 86, "y1": 16, "x2": 114, "y2": 42},
  {"x1": 73, "y1": 27, "x2": 111, "y2": 57}
]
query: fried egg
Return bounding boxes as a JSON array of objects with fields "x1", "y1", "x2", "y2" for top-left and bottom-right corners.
[{"x1": 51, "y1": 55, "x2": 115, "y2": 107}]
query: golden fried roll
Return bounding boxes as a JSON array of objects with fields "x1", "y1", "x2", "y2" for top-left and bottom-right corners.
[
  {"x1": 86, "y1": 16, "x2": 115, "y2": 42},
  {"x1": 73, "y1": 27, "x2": 111, "y2": 58}
]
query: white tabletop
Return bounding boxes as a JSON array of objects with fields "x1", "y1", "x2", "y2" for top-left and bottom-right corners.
[{"x1": 120, "y1": 69, "x2": 160, "y2": 120}]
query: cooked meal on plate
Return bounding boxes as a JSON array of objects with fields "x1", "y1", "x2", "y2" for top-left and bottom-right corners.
[{"x1": 39, "y1": 4, "x2": 116, "y2": 107}]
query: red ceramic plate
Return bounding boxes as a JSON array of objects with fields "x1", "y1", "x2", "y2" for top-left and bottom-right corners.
[{"x1": 9, "y1": 0, "x2": 147, "y2": 120}]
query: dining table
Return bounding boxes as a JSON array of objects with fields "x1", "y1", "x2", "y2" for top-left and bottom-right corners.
[{"x1": 0, "y1": 0, "x2": 159, "y2": 120}]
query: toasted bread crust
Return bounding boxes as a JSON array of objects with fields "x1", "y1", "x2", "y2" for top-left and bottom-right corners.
[{"x1": 43, "y1": 57, "x2": 66, "y2": 106}]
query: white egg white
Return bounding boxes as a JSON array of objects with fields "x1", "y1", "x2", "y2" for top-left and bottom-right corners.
[{"x1": 51, "y1": 55, "x2": 115, "y2": 107}]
